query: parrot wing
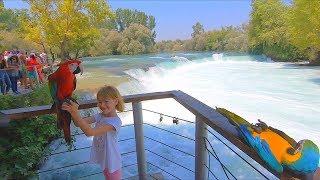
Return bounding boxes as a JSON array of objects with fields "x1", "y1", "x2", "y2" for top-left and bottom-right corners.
[
  {"x1": 239, "y1": 125, "x2": 283, "y2": 173},
  {"x1": 48, "y1": 79, "x2": 58, "y2": 102}
]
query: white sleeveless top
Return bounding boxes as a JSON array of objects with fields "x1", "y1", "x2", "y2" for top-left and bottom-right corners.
[{"x1": 90, "y1": 113, "x2": 122, "y2": 173}]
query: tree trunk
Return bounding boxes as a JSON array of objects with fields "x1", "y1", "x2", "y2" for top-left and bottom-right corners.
[
  {"x1": 49, "y1": 48, "x2": 55, "y2": 62},
  {"x1": 40, "y1": 42, "x2": 47, "y2": 54},
  {"x1": 310, "y1": 51, "x2": 320, "y2": 65},
  {"x1": 75, "y1": 49, "x2": 80, "y2": 59},
  {"x1": 315, "y1": 51, "x2": 320, "y2": 64},
  {"x1": 60, "y1": 35, "x2": 69, "y2": 61}
]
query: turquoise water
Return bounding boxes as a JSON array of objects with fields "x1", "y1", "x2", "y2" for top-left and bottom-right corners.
[{"x1": 39, "y1": 52, "x2": 320, "y2": 179}]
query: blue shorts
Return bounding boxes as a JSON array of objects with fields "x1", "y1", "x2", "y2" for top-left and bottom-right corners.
[{"x1": 27, "y1": 71, "x2": 37, "y2": 79}]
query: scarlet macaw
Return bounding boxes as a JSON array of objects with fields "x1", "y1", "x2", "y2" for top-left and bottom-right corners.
[{"x1": 48, "y1": 59, "x2": 83, "y2": 144}]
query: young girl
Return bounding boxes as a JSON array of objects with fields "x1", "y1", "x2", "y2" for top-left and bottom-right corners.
[{"x1": 62, "y1": 85, "x2": 124, "y2": 180}]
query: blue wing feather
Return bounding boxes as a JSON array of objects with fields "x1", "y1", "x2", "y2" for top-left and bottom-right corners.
[
  {"x1": 239, "y1": 125, "x2": 283, "y2": 173},
  {"x1": 48, "y1": 80, "x2": 58, "y2": 102}
]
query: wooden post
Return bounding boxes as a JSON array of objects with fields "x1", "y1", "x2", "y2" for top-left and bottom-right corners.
[
  {"x1": 195, "y1": 115, "x2": 208, "y2": 180},
  {"x1": 132, "y1": 102, "x2": 147, "y2": 180}
]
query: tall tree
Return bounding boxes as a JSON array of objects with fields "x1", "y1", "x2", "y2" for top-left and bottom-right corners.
[
  {"x1": 289, "y1": 0, "x2": 320, "y2": 63},
  {"x1": 21, "y1": 0, "x2": 113, "y2": 60},
  {"x1": 108, "y1": 8, "x2": 156, "y2": 43},
  {"x1": 113, "y1": 9, "x2": 156, "y2": 32},
  {"x1": 89, "y1": 29, "x2": 121, "y2": 56},
  {"x1": 117, "y1": 23, "x2": 153, "y2": 55},
  {"x1": 191, "y1": 22, "x2": 204, "y2": 38},
  {"x1": 249, "y1": 0, "x2": 287, "y2": 50},
  {"x1": 248, "y1": 0, "x2": 303, "y2": 61},
  {"x1": 0, "y1": 4, "x2": 22, "y2": 31}
]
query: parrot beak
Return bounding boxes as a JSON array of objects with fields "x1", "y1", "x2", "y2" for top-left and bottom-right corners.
[
  {"x1": 293, "y1": 140, "x2": 305, "y2": 154},
  {"x1": 73, "y1": 66, "x2": 81, "y2": 74},
  {"x1": 72, "y1": 64, "x2": 83, "y2": 75},
  {"x1": 79, "y1": 64, "x2": 84, "y2": 75}
]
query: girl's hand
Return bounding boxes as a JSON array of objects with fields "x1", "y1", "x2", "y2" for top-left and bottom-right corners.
[{"x1": 61, "y1": 100, "x2": 79, "y2": 114}]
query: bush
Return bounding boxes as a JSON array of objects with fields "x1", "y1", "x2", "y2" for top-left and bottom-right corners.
[{"x1": 0, "y1": 85, "x2": 60, "y2": 178}]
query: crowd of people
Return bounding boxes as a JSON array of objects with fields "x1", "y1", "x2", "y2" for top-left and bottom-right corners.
[{"x1": 0, "y1": 49, "x2": 51, "y2": 95}]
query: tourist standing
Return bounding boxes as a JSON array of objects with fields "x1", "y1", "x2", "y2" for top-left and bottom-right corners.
[
  {"x1": 0, "y1": 53, "x2": 11, "y2": 95},
  {"x1": 7, "y1": 55, "x2": 21, "y2": 94}
]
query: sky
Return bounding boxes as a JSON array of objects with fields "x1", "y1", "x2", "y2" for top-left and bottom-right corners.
[{"x1": 3, "y1": 0, "x2": 252, "y2": 42}]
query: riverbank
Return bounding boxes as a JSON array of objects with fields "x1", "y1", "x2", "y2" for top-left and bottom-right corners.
[{"x1": 76, "y1": 68, "x2": 129, "y2": 93}]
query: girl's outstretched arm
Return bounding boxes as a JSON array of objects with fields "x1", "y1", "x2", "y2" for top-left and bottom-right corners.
[
  {"x1": 73, "y1": 116, "x2": 94, "y2": 127},
  {"x1": 62, "y1": 101, "x2": 115, "y2": 136}
]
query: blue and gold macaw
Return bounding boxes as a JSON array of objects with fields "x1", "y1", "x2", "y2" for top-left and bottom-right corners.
[{"x1": 216, "y1": 107, "x2": 319, "y2": 175}]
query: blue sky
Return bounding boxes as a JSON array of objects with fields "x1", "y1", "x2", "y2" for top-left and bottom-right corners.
[{"x1": 4, "y1": 0, "x2": 251, "y2": 41}]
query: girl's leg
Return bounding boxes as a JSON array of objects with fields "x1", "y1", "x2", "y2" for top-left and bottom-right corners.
[{"x1": 103, "y1": 169, "x2": 121, "y2": 180}]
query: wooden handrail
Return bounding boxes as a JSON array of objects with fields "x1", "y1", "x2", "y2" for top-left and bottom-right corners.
[
  {"x1": 1, "y1": 90, "x2": 315, "y2": 179},
  {"x1": 0, "y1": 90, "x2": 175, "y2": 125}
]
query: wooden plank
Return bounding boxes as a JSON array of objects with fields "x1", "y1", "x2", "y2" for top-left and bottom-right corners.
[
  {"x1": 124, "y1": 90, "x2": 175, "y2": 103},
  {"x1": 0, "y1": 111, "x2": 10, "y2": 127}
]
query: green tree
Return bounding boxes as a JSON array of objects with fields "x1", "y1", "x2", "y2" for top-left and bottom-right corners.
[
  {"x1": 113, "y1": 9, "x2": 156, "y2": 32},
  {"x1": 191, "y1": 22, "x2": 204, "y2": 38},
  {"x1": 21, "y1": 0, "x2": 113, "y2": 60},
  {"x1": 117, "y1": 23, "x2": 153, "y2": 55},
  {"x1": 224, "y1": 27, "x2": 248, "y2": 52},
  {"x1": 155, "y1": 40, "x2": 184, "y2": 52},
  {"x1": 289, "y1": 0, "x2": 320, "y2": 63},
  {"x1": 155, "y1": 24, "x2": 248, "y2": 53},
  {"x1": 0, "y1": 30, "x2": 39, "y2": 52},
  {"x1": 182, "y1": 39, "x2": 193, "y2": 51},
  {"x1": 107, "y1": 8, "x2": 156, "y2": 43},
  {"x1": 89, "y1": 29, "x2": 121, "y2": 56},
  {"x1": 193, "y1": 34, "x2": 207, "y2": 51},
  {"x1": 0, "y1": 4, "x2": 22, "y2": 31},
  {"x1": 0, "y1": 5, "x2": 38, "y2": 52},
  {"x1": 248, "y1": 0, "x2": 303, "y2": 61}
]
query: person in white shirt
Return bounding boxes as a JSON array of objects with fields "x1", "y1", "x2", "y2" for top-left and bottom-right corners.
[{"x1": 62, "y1": 85, "x2": 124, "y2": 180}]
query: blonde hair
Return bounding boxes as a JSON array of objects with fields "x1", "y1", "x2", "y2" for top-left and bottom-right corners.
[{"x1": 97, "y1": 85, "x2": 125, "y2": 112}]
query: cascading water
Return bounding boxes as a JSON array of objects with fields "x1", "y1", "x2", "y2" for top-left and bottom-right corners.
[
  {"x1": 171, "y1": 55, "x2": 190, "y2": 62},
  {"x1": 212, "y1": 53, "x2": 223, "y2": 61}
]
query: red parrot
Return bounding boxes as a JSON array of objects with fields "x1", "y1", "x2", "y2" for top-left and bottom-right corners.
[{"x1": 48, "y1": 59, "x2": 83, "y2": 144}]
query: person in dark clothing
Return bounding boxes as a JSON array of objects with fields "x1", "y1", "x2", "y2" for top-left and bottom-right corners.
[
  {"x1": 7, "y1": 55, "x2": 20, "y2": 94},
  {"x1": 0, "y1": 54, "x2": 11, "y2": 95}
]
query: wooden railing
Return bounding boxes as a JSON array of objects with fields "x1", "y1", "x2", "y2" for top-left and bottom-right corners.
[{"x1": 0, "y1": 90, "x2": 315, "y2": 179}]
